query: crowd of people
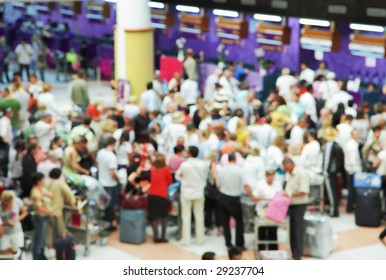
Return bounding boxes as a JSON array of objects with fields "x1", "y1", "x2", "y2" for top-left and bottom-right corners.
[{"x1": 1, "y1": 48, "x2": 386, "y2": 260}]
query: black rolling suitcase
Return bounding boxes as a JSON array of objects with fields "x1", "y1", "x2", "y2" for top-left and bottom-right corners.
[
  {"x1": 55, "y1": 235, "x2": 76, "y2": 260},
  {"x1": 353, "y1": 173, "x2": 382, "y2": 227}
]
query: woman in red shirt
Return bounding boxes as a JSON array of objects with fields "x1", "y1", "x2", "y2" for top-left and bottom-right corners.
[{"x1": 147, "y1": 154, "x2": 173, "y2": 243}]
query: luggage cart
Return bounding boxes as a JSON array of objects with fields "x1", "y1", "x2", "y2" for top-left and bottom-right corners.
[
  {"x1": 63, "y1": 198, "x2": 110, "y2": 257},
  {"x1": 254, "y1": 216, "x2": 292, "y2": 260}
]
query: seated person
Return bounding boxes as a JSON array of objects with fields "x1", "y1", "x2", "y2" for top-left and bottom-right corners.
[
  {"x1": 0, "y1": 191, "x2": 28, "y2": 253},
  {"x1": 252, "y1": 170, "x2": 283, "y2": 251}
]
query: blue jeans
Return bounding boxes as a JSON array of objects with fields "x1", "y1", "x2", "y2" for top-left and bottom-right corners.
[
  {"x1": 104, "y1": 186, "x2": 119, "y2": 225},
  {"x1": 33, "y1": 215, "x2": 48, "y2": 260}
]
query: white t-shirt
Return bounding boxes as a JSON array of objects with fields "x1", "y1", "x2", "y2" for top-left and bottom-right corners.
[
  {"x1": 376, "y1": 150, "x2": 386, "y2": 176},
  {"x1": 123, "y1": 104, "x2": 140, "y2": 119},
  {"x1": 227, "y1": 116, "x2": 239, "y2": 134},
  {"x1": 243, "y1": 155, "x2": 266, "y2": 186},
  {"x1": 337, "y1": 123, "x2": 353, "y2": 147},
  {"x1": 299, "y1": 68, "x2": 315, "y2": 84},
  {"x1": 15, "y1": 43, "x2": 34, "y2": 64},
  {"x1": 276, "y1": 75, "x2": 297, "y2": 96},
  {"x1": 253, "y1": 179, "x2": 282, "y2": 212},
  {"x1": 299, "y1": 92, "x2": 317, "y2": 123},
  {"x1": 265, "y1": 145, "x2": 284, "y2": 171},
  {"x1": 38, "y1": 93, "x2": 58, "y2": 115},
  {"x1": 116, "y1": 142, "x2": 132, "y2": 166},
  {"x1": 0, "y1": 116, "x2": 13, "y2": 145},
  {"x1": 37, "y1": 160, "x2": 61, "y2": 178},
  {"x1": 300, "y1": 140, "x2": 321, "y2": 168},
  {"x1": 96, "y1": 148, "x2": 118, "y2": 187},
  {"x1": 318, "y1": 80, "x2": 339, "y2": 101},
  {"x1": 180, "y1": 79, "x2": 199, "y2": 105},
  {"x1": 326, "y1": 91, "x2": 353, "y2": 113},
  {"x1": 35, "y1": 120, "x2": 53, "y2": 153},
  {"x1": 290, "y1": 125, "x2": 305, "y2": 147},
  {"x1": 165, "y1": 123, "x2": 186, "y2": 150},
  {"x1": 204, "y1": 73, "x2": 219, "y2": 102},
  {"x1": 140, "y1": 90, "x2": 161, "y2": 112},
  {"x1": 12, "y1": 91, "x2": 30, "y2": 122}
]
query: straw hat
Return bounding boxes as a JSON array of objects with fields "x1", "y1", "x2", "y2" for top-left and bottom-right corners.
[
  {"x1": 172, "y1": 111, "x2": 184, "y2": 124},
  {"x1": 101, "y1": 119, "x2": 117, "y2": 133},
  {"x1": 322, "y1": 126, "x2": 339, "y2": 141}
]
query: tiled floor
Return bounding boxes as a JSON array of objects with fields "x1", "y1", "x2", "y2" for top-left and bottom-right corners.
[{"x1": 15, "y1": 75, "x2": 386, "y2": 260}]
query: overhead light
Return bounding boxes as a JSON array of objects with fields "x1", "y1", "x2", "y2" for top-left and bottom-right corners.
[
  {"x1": 299, "y1": 18, "x2": 330, "y2": 27},
  {"x1": 104, "y1": 0, "x2": 117, "y2": 3},
  {"x1": 176, "y1": 5, "x2": 200, "y2": 13},
  {"x1": 213, "y1": 9, "x2": 239, "y2": 18},
  {"x1": 349, "y1": 23, "x2": 384, "y2": 33},
  {"x1": 254, "y1": 13, "x2": 282, "y2": 22},
  {"x1": 148, "y1": 2, "x2": 165, "y2": 9}
]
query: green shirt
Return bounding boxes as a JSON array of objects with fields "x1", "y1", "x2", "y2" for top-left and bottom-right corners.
[
  {"x1": 71, "y1": 79, "x2": 90, "y2": 106},
  {"x1": 66, "y1": 52, "x2": 78, "y2": 64},
  {"x1": 0, "y1": 98, "x2": 21, "y2": 127}
]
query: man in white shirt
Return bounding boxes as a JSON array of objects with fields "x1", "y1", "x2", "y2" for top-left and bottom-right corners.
[
  {"x1": 216, "y1": 153, "x2": 245, "y2": 249},
  {"x1": 248, "y1": 116, "x2": 278, "y2": 150},
  {"x1": 204, "y1": 68, "x2": 222, "y2": 102},
  {"x1": 299, "y1": 85, "x2": 318, "y2": 124},
  {"x1": 152, "y1": 70, "x2": 164, "y2": 96},
  {"x1": 299, "y1": 62, "x2": 315, "y2": 84},
  {"x1": 183, "y1": 48, "x2": 198, "y2": 81},
  {"x1": 180, "y1": 74, "x2": 199, "y2": 106},
  {"x1": 276, "y1": 68, "x2": 297, "y2": 102},
  {"x1": 35, "y1": 114, "x2": 54, "y2": 153},
  {"x1": 290, "y1": 115, "x2": 309, "y2": 148},
  {"x1": 140, "y1": 82, "x2": 161, "y2": 112},
  {"x1": 219, "y1": 69, "x2": 239, "y2": 108},
  {"x1": 337, "y1": 115, "x2": 353, "y2": 148},
  {"x1": 96, "y1": 137, "x2": 120, "y2": 231},
  {"x1": 37, "y1": 151, "x2": 61, "y2": 178},
  {"x1": 175, "y1": 146, "x2": 209, "y2": 246},
  {"x1": 326, "y1": 80, "x2": 353, "y2": 113},
  {"x1": 0, "y1": 108, "x2": 14, "y2": 145},
  {"x1": 318, "y1": 72, "x2": 339, "y2": 102},
  {"x1": 344, "y1": 130, "x2": 362, "y2": 213},
  {"x1": 123, "y1": 96, "x2": 140, "y2": 121},
  {"x1": 15, "y1": 37, "x2": 34, "y2": 80},
  {"x1": 282, "y1": 157, "x2": 310, "y2": 260}
]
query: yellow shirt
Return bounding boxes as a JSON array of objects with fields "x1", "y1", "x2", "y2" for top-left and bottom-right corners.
[
  {"x1": 235, "y1": 129, "x2": 250, "y2": 149},
  {"x1": 45, "y1": 179, "x2": 76, "y2": 216},
  {"x1": 31, "y1": 187, "x2": 51, "y2": 216},
  {"x1": 285, "y1": 166, "x2": 310, "y2": 205}
]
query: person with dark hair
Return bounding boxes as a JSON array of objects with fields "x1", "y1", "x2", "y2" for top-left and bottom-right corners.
[
  {"x1": 176, "y1": 146, "x2": 210, "y2": 246},
  {"x1": 15, "y1": 37, "x2": 34, "y2": 81},
  {"x1": 202, "y1": 252, "x2": 216, "y2": 260},
  {"x1": 141, "y1": 81, "x2": 161, "y2": 112},
  {"x1": 96, "y1": 137, "x2": 120, "y2": 231},
  {"x1": 282, "y1": 157, "x2": 310, "y2": 260},
  {"x1": 21, "y1": 144, "x2": 38, "y2": 198},
  {"x1": 133, "y1": 130, "x2": 156, "y2": 170},
  {"x1": 132, "y1": 106, "x2": 150, "y2": 137},
  {"x1": 0, "y1": 136, "x2": 10, "y2": 177},
  {"x1": 215, "y1": 153, "x2": 245, "y2": 250},
  {"x1": 30, "y1": 172, "x2": 56, "y2": 260},
  {"x1": 300, "y1": 129, "x2": 321, "y2": 168},
  {"x1": 299, "y1": 62, "x2": 315, "y2": 84},
  {"x1": 130, "y1": 155, "x2": 172, "y2": 243},
  {"x1": 45, "y1": 168, "x2": 76, "y2": 259},
  {"x1": 70, "y1": 69, "x2": 89, "y2": 113},
  {"x1": 181, "y1": 72, "x2": 200, "y2": 107},
  {"x1": 116, "y1": 130, "x2": 133, "y2": 170},
  {"x1": 168, "y1": 145, "x2": 186, "y2": 175},
  {"x1": 228, "y1": 246, "x2": 242, "y2": 260}
]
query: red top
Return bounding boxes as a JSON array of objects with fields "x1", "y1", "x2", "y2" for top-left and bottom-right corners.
[{"x1": 148, "y1": 167, "x2": 173, "y2": 199}]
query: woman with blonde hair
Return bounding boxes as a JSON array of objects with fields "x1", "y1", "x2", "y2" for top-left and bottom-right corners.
[
  {"x1": 0, "y1": 191, "x2": 28, "y2": 252},
  {"x1": 37, "y1": 83, "x2": 58, "y2": 115}
]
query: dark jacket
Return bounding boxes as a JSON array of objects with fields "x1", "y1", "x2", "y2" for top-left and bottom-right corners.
[
  {"x1": 323, "y1": 141, "x2": 345, "y2": 173},
  {"x1": 21, "y1": 153, "x2": 37, "y2": 197}
]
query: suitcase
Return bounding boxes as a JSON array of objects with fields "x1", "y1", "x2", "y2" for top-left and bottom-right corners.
[
  {"x1": 303, "y1": 212, "x2": 334, "y2": 258},
  {"x1": 355, "y1": 188, "x2": 381, "y2": 227},
  {"x1": 354, "y1": 172, "x2": 382, "y2": 227},
  {"x1": 119, "y1": 209, "x2": 147, "y2": 244},
  {"x1": 54, "y1": 236, "x2": 76, "y2": 260}
]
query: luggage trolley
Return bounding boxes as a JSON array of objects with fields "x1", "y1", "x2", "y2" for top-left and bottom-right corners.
[
  {"x1": 63, "y1": 198, "x2": 110, "y2": 257},
  {"x1": 254, "y1": 216, "x2": 292, "y2": 260}
]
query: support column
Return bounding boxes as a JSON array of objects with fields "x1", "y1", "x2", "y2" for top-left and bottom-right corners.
[{"x1": 115, "y1": 0, "x2": 154, "y2": 101}]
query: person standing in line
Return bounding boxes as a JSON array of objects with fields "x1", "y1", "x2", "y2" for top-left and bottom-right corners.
[
  {"x1": 215, "y1": 153, "x2": 245, "y2": 250},
  {"x1": 140, "y1": 82, "x2": 161, "y2": 113},
  {"x1": 70, "y1": 69, "x2": 89, "y2": 113},
  {"x1": 15, "y1": 37, "x2": 34, "y2": 81},
  {"x1": 282, "y1": 157, "x2": 310, "y2": 260},
  {"x1": 21, "y1": 144, "x2": 38, "y2": 198},
  {"x1": 0, "y1": 88, "x2": 21, "y2": 141},
  {"x1": 344, "y1": 129, "x2": 362, "y2": 213},
  {"x1": 183, "y1": 48, "x2": 198, "y2": 81},
  {"x1": 0, "y1": 108, "x2": 14, "y2": 146},
  {"x1": 322, "y1": 127, "x2": 345, "y2": 217},
  {"x1": 96, "y1": 137, "x2": 120, "y2": 231},
  {"x1": 175, "y1": 146, "x2": 209, "y2": 246}
]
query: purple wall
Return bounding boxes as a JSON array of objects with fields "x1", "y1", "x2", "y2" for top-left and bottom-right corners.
[
  {"x1": 154, "y1": 12, "x2": 300, "y2": 71},
  {"x1": 300, "y1": 24, "x2": 386, "y2": 82}
]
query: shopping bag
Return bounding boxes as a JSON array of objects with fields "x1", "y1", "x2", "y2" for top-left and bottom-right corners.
[
  {"x1": 121, "y1": 191, "x2": 147, "y2": 210},
  {"x1": 265, "y1": 192, "x2": 291, "y2": 223}
]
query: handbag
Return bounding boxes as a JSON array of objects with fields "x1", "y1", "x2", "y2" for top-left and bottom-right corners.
[
  {"x1": 204, "y1": 179, "x2": 221, "y2": 201},
  {"x1": 121, "y1": 190, "x2": 148, "y2": 210},
  {"x1": 265, "y1": 192, "x2": 291, "y2": 223}
]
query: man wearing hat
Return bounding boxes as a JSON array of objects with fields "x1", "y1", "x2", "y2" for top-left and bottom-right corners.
[
  {"x1": 0, "y1": 107, "x2": 14, "y2": 145},
  {"x1": 322, "y1": 126, "x2": 345, "y2": 217}
]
